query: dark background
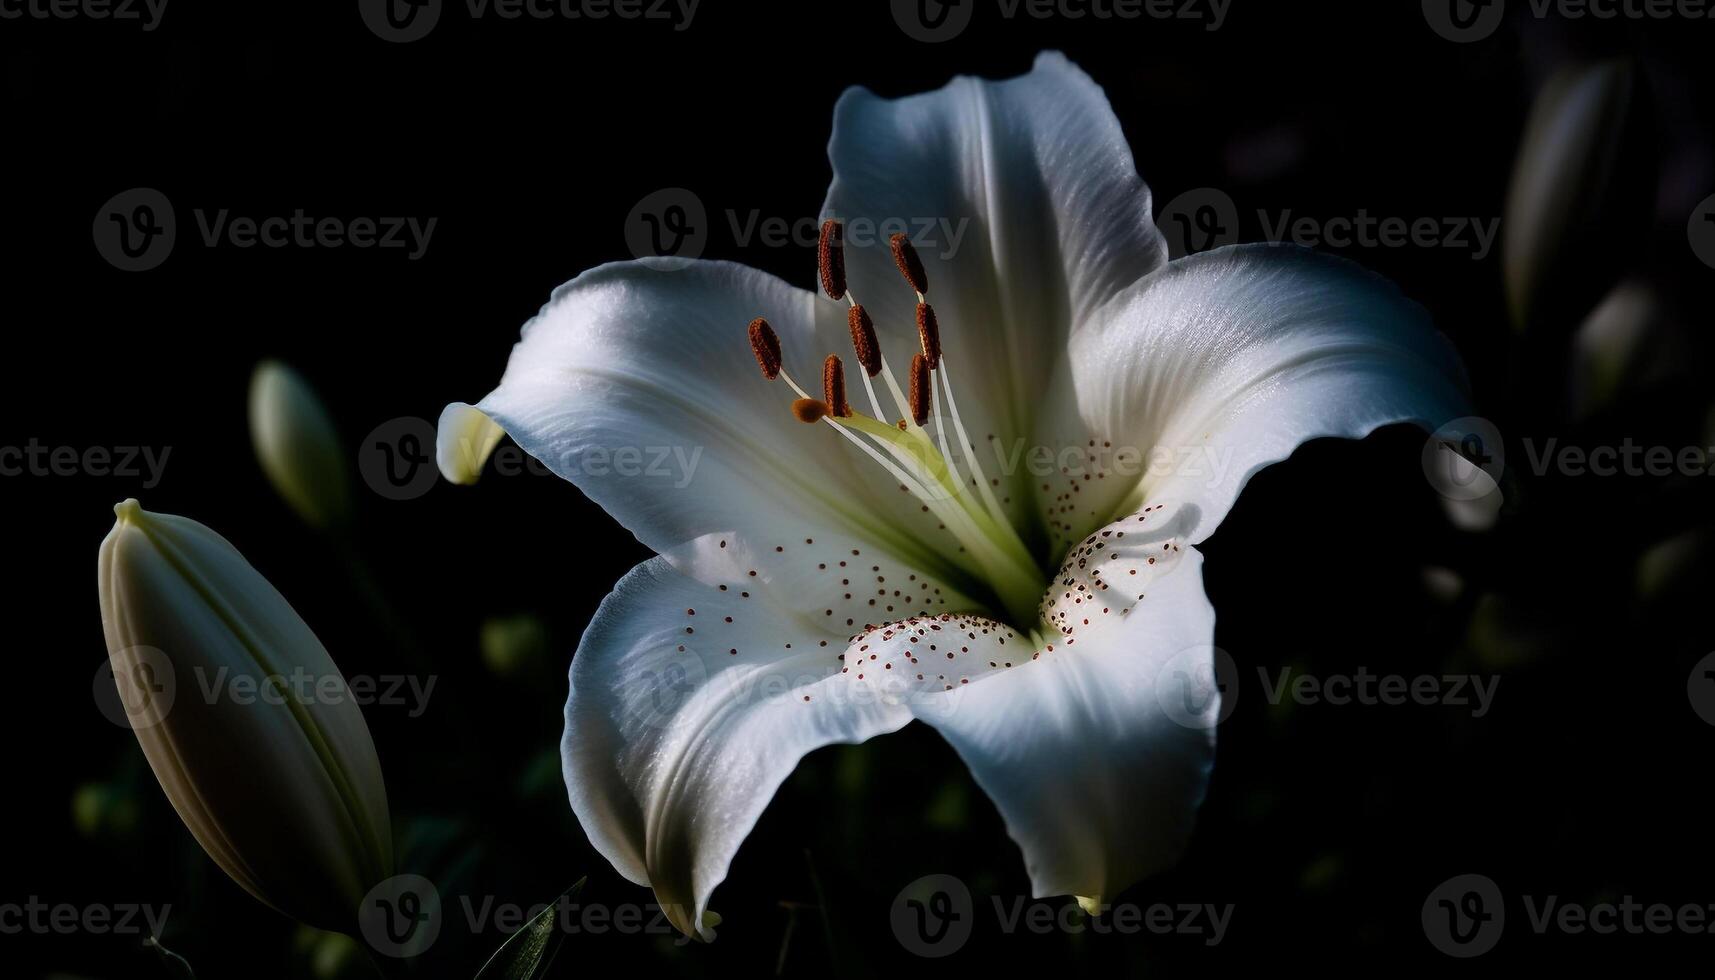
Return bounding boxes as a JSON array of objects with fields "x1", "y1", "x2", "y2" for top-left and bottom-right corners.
[{"x1": 5, "y1": 1, "x2": 1714, "y2": 976}]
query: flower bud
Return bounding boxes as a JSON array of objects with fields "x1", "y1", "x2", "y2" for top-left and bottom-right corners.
[
  {"x1": 97, "y1": 500, "x2": 392, "y2": 933},
  {"x1": 249, "y1": 361, "x2": 353, "y2": 529},
  {"x1": 1503, "y1": 59, "x2": 1649, "y2": 334}
]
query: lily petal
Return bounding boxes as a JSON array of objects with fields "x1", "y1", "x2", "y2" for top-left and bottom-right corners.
[
  {"x1": 909, "y1": 502, "x2": 1218, "y2": 904},
  {"x1": 823, "y1": 52, "x2": 1169, "y2": 511},
  {"x1": 437, "y1": 258, "x2": 985, "y2": 594},
  {"x1": 1034, "y1": 244, "x2": 1470, "y2": 550},
  {"x1": 563, "y1": 557, "x2": 917, "y2": 938}
]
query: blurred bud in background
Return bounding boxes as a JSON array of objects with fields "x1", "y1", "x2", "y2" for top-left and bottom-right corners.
[
  {"x1": 97, "y1": 500, "x2": 392, "y2": 934},
  {"x1": 479, "y1": 613, "x2": 550, "y2": 679},
  {"x1": 1504, "y1": 59, "x2": 1651, "y2": 335},
  {"x1": 1467, "y1": 592, "x2": 1564, "y2": 670},
  {"x1": 250, "y1": 361, "x2": 353, "y2": 529},
  {"x1": 1569, "y1": 279, "x2": 1690, "y2": 419},
  {"x1": 1635, "y1": 528, "x2": 1712, "y2": 609},
  {"x1": 294, "y1": 927, "x2": 367, "y2": 980},
  {"x1": 71, "y1": 780, "x2": 140, "y2": 840}
]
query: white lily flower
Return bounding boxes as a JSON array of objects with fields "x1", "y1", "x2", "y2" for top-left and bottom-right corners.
[{"x1": 437, "y1": 53, "x2": 1468, "y2": 938}]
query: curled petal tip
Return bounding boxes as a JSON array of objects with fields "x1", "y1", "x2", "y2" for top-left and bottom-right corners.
[{"x1": 436, "y1": 402, "x2": 506, "y2": 485}]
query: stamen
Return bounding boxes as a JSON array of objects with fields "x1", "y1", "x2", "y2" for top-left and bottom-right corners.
[
  {"x1": 937, "y1": 358, "x2": 1008, "y2": 524},
  {"x1": 737, "y1": 237, "x2": 1050, "y2": 625},
  {"x1": 909, "y1": 353, "x2": 932, "y2": 427},
  {"x1": 823, "y1": 355, "x2": 852, "y2": 418},
  {"x1": 889, "y1": 233, "x2": 929, "y2": 295},
  {"x1": 916, "y1": 303, "x2": 941, "y2": 370},
  {"x1": 847, "y1": 305, "x2": 881, "y2": 377},
  {"x1": 792, "y1": 398, "x2": 830, "y2": 423},
  {"x1": 749, "y1": 317, "x2": 782, "y2": 380},
  {"x1": 818, "y1": 220, "x2": 847, "y2": 301}
]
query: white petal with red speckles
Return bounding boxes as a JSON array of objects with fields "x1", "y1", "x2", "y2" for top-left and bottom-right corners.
[
  {"x1": 564, "y1": 557, "x2": 919, "y2": 940},
  {"x1": 1031, "y1": 244, "x2": 1469, "y2": 552},
  {"x1": 912, "y1": 503, "x2": 1217, "y2": 905}
]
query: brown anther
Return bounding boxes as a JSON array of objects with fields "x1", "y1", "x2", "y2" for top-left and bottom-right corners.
[
  {"x1": 792, "y1": 398, "x2": 831, "y2": 424},
  {"x1": 818, "y1": 220, "x2": 847, "y2": 301},
  {"x1": 908, "y1": 353, "x2": 932, "y2": 426},
  {"x1": 823, "y1": 355, "x2": 852, "y2": 418},
  {"x1": 915, "y1": 302, "x2": 942, "y2": 370},
  {"x1": 749, "y1": 317, "x2": 782, "y2": 380},
  {"x1": 848, "y1": 305, "x2": 881, "y2": 377},
  {"x1": 890, "y1": 233, "x2": 928, "y2": 295}
]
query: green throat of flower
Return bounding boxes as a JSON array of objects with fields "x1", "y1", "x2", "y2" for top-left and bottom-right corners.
[{"x1": 746, "y1": 222, "x2": 1049, "y2": 627}]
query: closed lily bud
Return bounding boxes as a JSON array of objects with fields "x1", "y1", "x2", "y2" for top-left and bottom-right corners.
[
  {"x1": 249, "y1": 360, "x2": 353, "y2": 529},
  {"x1": 1502, "y1": 59, "x2": 1650, "y2": 334},
  {"x1": 98, "y1": 500, "x2": 392, "y2": 933}
]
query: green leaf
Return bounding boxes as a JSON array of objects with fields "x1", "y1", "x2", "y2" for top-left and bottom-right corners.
[{"x1": 473, "y1": 878, "x2": 587, "y2": 980}]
